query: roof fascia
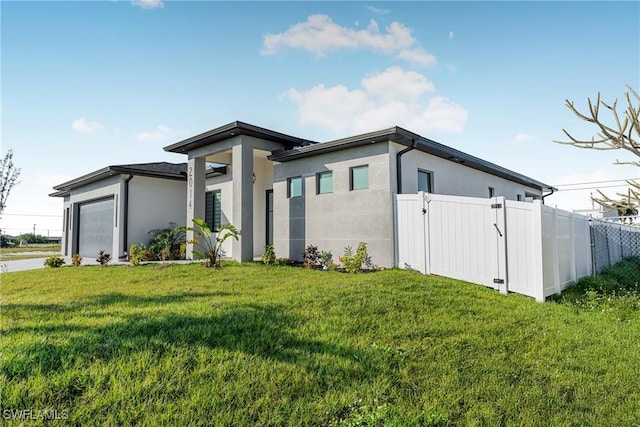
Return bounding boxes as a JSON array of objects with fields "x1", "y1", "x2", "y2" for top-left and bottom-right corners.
[{"x1": 163, "y1": 121, "x2": 313, "y2": 154}]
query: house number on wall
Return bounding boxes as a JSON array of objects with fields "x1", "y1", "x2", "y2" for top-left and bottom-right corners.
[{"x1": 188, "y1": 166, "x2": 193, "y2": 209}]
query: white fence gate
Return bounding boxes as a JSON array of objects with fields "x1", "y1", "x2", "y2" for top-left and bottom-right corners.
[{"x1": 396, "y1": 193, "x2": 593, "y2": 301}]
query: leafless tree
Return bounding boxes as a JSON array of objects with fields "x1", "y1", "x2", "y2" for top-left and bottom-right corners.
[
  {"x1": 0, "y1": 150, "x2": 21, "y2": 216},
  {"x1": 555, "y1": 85, "x2": 640, "y2": 215}
]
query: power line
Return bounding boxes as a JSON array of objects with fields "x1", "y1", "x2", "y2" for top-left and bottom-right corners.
[
  {"x1": 555, "y1": 183, "x2": 635, "y2": 192},
  {"x1": 554, "y1": 178, "x2": 638, "y2": 187}
]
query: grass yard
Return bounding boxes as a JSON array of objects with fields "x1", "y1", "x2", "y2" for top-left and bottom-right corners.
[
  {"x1": 0, "y1": 244, "x2": 61, "y2": 261},
  {"x1": 2, "y1": 263, "x2": 640, "y2": 426}
]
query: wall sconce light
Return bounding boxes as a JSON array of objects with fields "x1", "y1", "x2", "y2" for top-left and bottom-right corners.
[{"x1": 252, "y1": 173, "x2": 256, "y2": 184}]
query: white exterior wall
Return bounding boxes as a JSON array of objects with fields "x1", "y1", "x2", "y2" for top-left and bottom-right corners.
[
  {"x1": 128, "y1": 176, "x2": 186, "y2": 249},
  {"x1": 391, "y1": 142, "x2": 543, "y2": 200},
  {"x1": 273, "y1": 143, "x2": 394, "y2": 267}
]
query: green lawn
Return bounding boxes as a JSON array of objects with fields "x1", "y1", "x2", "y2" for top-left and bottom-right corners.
[
  {"x1": 2, "y1": 263, "x2": 639, "y2": 426},
  {"x1": 0, "y1": 244, "x2": 61, "y2": 261}
]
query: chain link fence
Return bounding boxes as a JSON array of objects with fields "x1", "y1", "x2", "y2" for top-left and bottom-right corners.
[{"x1": 590, "y1": 217, "x2": 640, "y2": 281}]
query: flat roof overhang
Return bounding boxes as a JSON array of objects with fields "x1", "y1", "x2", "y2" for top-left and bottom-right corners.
[
  {"x1": 269, "y1": 126, "x2": 556, "y2": 192},
  {"x1": 163, "y1": 121, "x2": 314, "y2": 154}
]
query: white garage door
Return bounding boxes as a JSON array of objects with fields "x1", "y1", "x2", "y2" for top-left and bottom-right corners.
[{"x1": 78, "y1": 198, "x2": 114, "y2": 257}]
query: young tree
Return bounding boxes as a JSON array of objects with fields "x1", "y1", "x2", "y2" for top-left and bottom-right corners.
[
  {"x1": 0, "y1": 150, "x2": 21, "y2": 216},
  {"x1": 555, "y1": 85, "x2": 640, "y2": 215}
]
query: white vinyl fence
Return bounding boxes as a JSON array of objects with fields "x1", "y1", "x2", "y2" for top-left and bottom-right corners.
[{"x1": 395, "y1": 193, "x2": 593, "y2": 301}]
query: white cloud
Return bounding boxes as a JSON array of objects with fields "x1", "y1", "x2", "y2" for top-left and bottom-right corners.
[
  {"x1": 285, "y1": 67, "x2": 467, "y2": 135},
  {"x1": 362, "y1": 66, "x2": 435, "y2": 102},
  {"x1": 513, "y1": 133, "x2": 535, "y2": 144},
  {"x1": 131, "y1": 0, "x2": 164, "y2": 9},
  {"x1": 396, "y1": 48, "x2": 437, "y2": 66},
  {"x1": 286, "y1": 85, "x2": 372, "y2": 133},
  {"x1": 136, "y1": 125, "x2": 172, "y2": 142},
  {"x1": 262, "y1": 14, "x2": 435, "y2": 66},
  {"x1": 71, "y1": 117, "x2": 104, "y2": 134},
  {"x1": 367, "y1": 5, "x2": 390, "y2": 15}
]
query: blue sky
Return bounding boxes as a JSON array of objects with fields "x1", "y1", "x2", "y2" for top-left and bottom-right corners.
[{"x1": 2, "y1": 0, "x2": 639, "y2": 237}]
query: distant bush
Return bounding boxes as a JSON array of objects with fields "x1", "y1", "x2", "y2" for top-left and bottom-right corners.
[{"x1": 44, "y1": 256, "x2": 65, "y2": 268}]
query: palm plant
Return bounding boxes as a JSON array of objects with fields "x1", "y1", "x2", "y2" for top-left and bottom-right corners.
[{"x1": 182, "y1": 219, "x2": 239, "y2": 268}]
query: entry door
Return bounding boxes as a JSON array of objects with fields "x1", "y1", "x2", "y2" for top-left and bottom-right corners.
[{"x1": 266, "y1": 190, "x2": 273, "y2": 246}]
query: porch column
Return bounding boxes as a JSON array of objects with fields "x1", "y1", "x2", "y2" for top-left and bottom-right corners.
[
  {"x1": 232, "y1": 143, "x2": 253, "y2": 262},
  {"x1": 186, "y1": 156, "x2": 206, "y2": 260}
]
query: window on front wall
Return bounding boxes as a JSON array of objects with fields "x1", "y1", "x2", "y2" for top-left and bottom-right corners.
[
  {"x1": 517, "y1": 194, "x2": 523, "y2": 201},
  {"x1": 288, "y1": 176, "x2": 302, "y2": 198},
  {"x1": 317, "y1": 171, "x2": 333, "y2": 194},
  {"x1": 488, "y1": 187, "x2": 495, "y2": 198},
  {"x1": 205, "y1": 190, "x2": 222, "y2": 231},
  {"x1": 350, "y1": 165, "x2": 369, "y2": 190},
  {"x1": 418, "y1": 170, "x2": 433, "y2": 193}
]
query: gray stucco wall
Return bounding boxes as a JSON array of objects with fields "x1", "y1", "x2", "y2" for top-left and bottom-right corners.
[
  {"x1": 128, "y1": 176, "x2": 187, "y2": 250},
  {"x1": 273, "y1": 143, "x2": 395, "y2": 267}
]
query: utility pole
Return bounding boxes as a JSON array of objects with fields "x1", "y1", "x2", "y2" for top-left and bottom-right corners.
[{"x1": 33, "y1": 224, "x2": 36, "y2": 236}]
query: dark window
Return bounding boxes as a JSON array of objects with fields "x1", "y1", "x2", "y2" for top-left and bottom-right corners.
[
  {"x1": 317, "y1": 171, "x2": 333, "y2": 194},
  {"x1": 418, "y1": 170, "x2": 433, "y2": 193},
  {"x1": 350, "y1": 165, "x2": 369, "y2": 190},
  {"x1": 488, "y1": 187, "x2": 495, "y2": 198},
  {"x1": 205, "y1": 190, "x2": 222, "y2": 230},
  {"x1": 517, "y1": 194, "x2": 523, "y2": 201}
]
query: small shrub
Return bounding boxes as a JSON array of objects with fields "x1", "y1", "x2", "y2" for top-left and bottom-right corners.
[
  {"x1": 181, "y1": 219, "x2": 239, "y2": 268},
  {"x1": 341, "y1": 242, "x2": 372, "y2": 274},
  {"x1": 179, "y1": 242, "x2": 187, "y2": 260},
  {"x1": 129, "y1": 244, "x2": 142, "y2": 266},
  {"x1": 303, "y1": 244, "x2": 320, "y2": 268},
  {"x1": 44, "y1": 256, "x2": 65, "y2": 268},
  {"x1": 71, "y1": 254, "x2": 82, "y2": 266},
  {"x1": 262, "y1": 244, "x2": 276, "y2": 265},
  {"x1": 96, "y1": 250, "x2": 111, "y2": 266},
  {"x1": 319, "y1": 250, "x2": 333, "y2": 270}
]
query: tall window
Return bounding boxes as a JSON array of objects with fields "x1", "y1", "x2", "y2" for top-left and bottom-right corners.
[
  {"x1": 317, "y1": 171, "x2": 333, "y2": 194},
  {"x1": 288, "y1": 176, "x2": 302, "y2": 198},
  {"x1": 418, "y1": 170, "x2": 433, "y2": 193},
  {"x1": 205, "y1": 190, "x2": 222, "y2": 230},
  {"x1": 350, "y1": 165, "x2": 369, "y2": 190},
  {"x1": 488, "y1": 187, "x2": 495, "y2": 198}
]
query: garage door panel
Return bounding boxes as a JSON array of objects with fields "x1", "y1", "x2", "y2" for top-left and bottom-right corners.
[{"x1": 79, "y1": 198, "x2": 114, "y2": 257}]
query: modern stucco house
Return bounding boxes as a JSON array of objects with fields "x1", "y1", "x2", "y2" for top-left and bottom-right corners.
[{"x1": 52, "y1": 121, "x2": 554, "y2": 265}]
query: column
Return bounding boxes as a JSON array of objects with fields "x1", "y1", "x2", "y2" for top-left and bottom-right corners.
[
  {"x1": 186, "y1": 156, "x2": 206, "y2": 260},
  {"x1": 232, "y1": 143, "x2": 253, "y2": 262}
]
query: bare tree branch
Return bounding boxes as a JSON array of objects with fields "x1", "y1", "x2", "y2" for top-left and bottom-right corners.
[
  {"x1": 556, "y1": 86, "x2": 640, "y2": 216},
  {"x1": 0, "y1": 150, "x2": 21, "y2": 216}
]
